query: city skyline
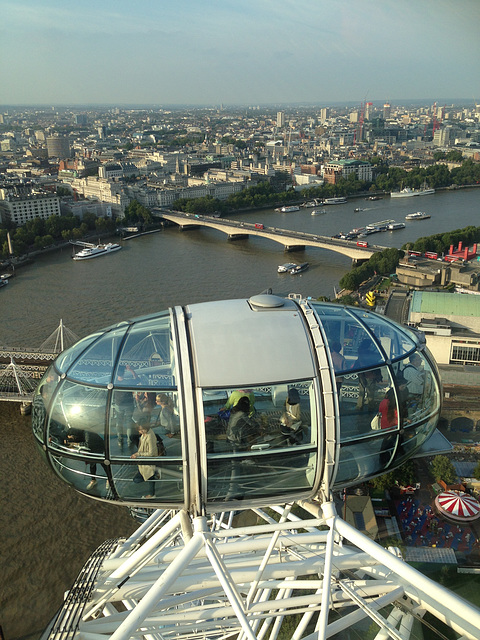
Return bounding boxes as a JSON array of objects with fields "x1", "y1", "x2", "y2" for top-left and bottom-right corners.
[{"x1": 1, "y1": 0, "x2": 480, "y2": 106}]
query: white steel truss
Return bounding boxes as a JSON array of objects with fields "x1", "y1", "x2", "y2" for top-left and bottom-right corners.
[{"x1": 44, "y1": 501, "x2": 480, "y2": 640}]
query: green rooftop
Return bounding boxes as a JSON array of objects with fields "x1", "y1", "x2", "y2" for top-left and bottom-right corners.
[{"x1": 411, "y1": 291, "x2": 480, "y2": 317}]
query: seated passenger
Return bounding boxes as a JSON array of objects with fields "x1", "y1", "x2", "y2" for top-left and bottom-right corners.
[
  {"x1": 226, "y1": 396, "x2": 256, "y2": 451},
  {"x1": 222, "y1": 389, "x2": 255, "y2": 417},
  {"x1": 280, "y1": 388, "x2": 303, "y2": 445}
]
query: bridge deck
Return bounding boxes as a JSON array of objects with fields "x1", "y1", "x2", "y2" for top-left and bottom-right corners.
[{"x1": 156, "y1": 210, "x2": 388, "y2": 260}]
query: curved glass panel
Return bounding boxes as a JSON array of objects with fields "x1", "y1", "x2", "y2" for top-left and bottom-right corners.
[
  {"x1": 349, "y1": 309, "x2": 417, "y2": 362},
  {"x1": 338, "y1": 365, "x2": 394, "y2": 441},
  {"x1": 399, "y1": 352, "x2": 440, "y2": 425},
  {"x1": 310, "y1": 303, "x2": 384, "y2": 370},
  {"x1": 32, "y1": 365, "x2": 61, "y2": 442},
  {"x1": 114, "y1": 315, "x2": 175, "y2": 389},
  {"x1": 334, "y1": 434, "x2": 398, "y2": 488},
  {"x1": 110, "y1": 391, "x2": 182, "y2": 458},
  {"x1": 68, "y1": 327, "x2": 129, "y2": 383},
  {"x1": 55, "y1": 332, "x2": 105, "y2": 374},
  {"x1": 49, "y1": 451, "x2": 109, "y2": 495},
  {"x1": 47, "y1": 381, "x2": 108, "y2": 453},
  {"x1": 204, "y1": 381, "x2": 317, "y2": 502},
  {"x1": 111, "y1": 460, "x2": 184, "y2": 503},
  {"x1": 391, "y1": 417, "x2": 439, "y2": 467},
  {"x1": 207, "y1": 449, "x2": 316, "y2": 502}
]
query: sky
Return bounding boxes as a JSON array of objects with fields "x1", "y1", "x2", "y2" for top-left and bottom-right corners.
[{"x1": 1, "y1": 0, "x2": 479, "y2": 106}]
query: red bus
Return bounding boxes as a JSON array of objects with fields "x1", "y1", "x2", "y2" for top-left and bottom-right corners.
[
  {"x1": 357, "y1": 241, "x2": 368, "y2": 248},
  {"x1": 425, "y1": 251, "x2": 438, "y2": 260},
  {"x1": 445, "y1": 255, "x2": 460, "y2": 263},
  {"x1": 254, "y1": 223, "x2": 264, "y2": 229},
  {"x1": 407, "y1": 250, "x2": 422, "y2": 257}
]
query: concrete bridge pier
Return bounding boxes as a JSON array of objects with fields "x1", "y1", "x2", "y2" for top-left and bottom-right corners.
[
  {"x1": 284, "y1": 245, "x2": 306, "y2": 252},
  {"x1": 352, "y1": 257, "x2": 369, "y2": 268}
]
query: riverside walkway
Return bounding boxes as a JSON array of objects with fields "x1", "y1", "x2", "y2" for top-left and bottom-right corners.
[{"x1": 156, "y1": 210, "x2": 387, "y2": 262}]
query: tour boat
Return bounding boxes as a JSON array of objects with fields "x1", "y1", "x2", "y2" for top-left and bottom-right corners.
[
  {"x1": 278, "y1": 262, "x2": 297, "y2": 273},
  {"x1": 72, "y1": 242, "x2": 122, "y2": 260},
  {"x1": 289, "y1": 262, "x2": 309, "y2": 274},
  {"x1": 391, "y1": 184, "x2": 435, "y2": 198},
  {"x1": 405, "y1": 211, "x2": 431, "y2": 221},
  {"x1": 324, "y1": 197, "x2": 347, "y2": 205},
  {"x1": 365, "y1": 219, "x2": 395, "y2": 231}
]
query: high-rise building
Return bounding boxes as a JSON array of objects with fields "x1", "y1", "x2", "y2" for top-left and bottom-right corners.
[
  {"x1": 383, "y1": 103, "x2": 391, "y2": 119},
  {"x1": 320, "y1": 108, "x2": 330, "y2": 123},
  {"x1": 276, "y1": 111, "x2": 285, "y2": 128}
]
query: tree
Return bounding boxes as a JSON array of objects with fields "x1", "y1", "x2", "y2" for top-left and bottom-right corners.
[
  {"x1": 370, "y1": 461, "x2": 417, "y2": 492},
  {"x1": 473, "y1": 461, "x2": 480, "y2": 480},
  {"x1": 430, "y1": 455, "x2": 457, "y2": 485}
]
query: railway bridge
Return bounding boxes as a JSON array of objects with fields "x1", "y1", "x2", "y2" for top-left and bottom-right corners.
[
  {"x1": 156, "y1": 210, "x2": 387, "y2": 262},
  {"x1": 0, "y1": 320, "x2": 79, "y2": 407}
]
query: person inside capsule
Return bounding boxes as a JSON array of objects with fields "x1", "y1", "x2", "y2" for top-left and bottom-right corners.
[{"x1": 31, "y1": 297, "x2": 441, "y2": 508}]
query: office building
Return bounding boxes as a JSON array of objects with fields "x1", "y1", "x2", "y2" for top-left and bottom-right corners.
[{"x1": 46, "y1": 134, "x2": 70, "y2": 158}]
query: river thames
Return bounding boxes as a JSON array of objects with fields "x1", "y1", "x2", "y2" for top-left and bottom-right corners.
[
  {"x1": 1, "y1": 187, "x2": 480, "y2": 347},
  {"x1": 1, "y1": 187, "x2": 480, "y2": 639}
]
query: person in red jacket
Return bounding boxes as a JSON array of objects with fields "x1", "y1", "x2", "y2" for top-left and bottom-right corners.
[{"x1": 378, "y1": 388, "x2": 397, "y2": 429}]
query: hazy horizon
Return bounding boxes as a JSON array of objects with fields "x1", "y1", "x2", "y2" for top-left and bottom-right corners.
[{"x1": 1, "y1": 0, "x2": 479, "y2": 106}]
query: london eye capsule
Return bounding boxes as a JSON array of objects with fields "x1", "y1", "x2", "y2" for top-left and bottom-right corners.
[{"x1": 32, "y1": 294, "x2": 441, "y2": 511}]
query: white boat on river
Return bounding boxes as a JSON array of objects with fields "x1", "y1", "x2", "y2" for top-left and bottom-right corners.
[{"x1": 71, "y1": 241, "x2": 122, "y2": 260}]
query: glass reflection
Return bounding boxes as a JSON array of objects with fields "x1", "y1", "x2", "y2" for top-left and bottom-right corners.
[
  {"x1": 335, "y1": 435, "x2": 398, "y2": 487},
  {"x1": 54, "y1": 332, "x2": 104, "y2": 374},
  {"x1": 68, "y1": 327, "x2": 128, "y2": 383},
  {"x1": 349, "y1": 309, "x2": 416, "y2": 362},
  {"x1": 110, "y1": 461, "x2": 184, "y2": 503},
  {"x1": 48, "y1": 382, "x2": 107, "y2": 453},
  {"x1": 114, "y1": 315, "x2": 176, "y2": 389},
  {"x1": 111, "y1": 391, "x2": 181, "y2": 458},
  {"x1": 207, "y1": 450, "x2": 315, "y2": 502},
  {"x1": 338, "y1": 365, "x2": 392, "y2": 441}
]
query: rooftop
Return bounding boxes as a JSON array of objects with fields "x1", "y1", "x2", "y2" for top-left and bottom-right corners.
[{"x1": 411, "y1": 291, "x2": 480, "y2": 317}]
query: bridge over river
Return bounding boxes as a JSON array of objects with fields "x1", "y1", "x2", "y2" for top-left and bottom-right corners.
[{"x1": 156, "y1": 210, "x2": 387, "y2": 262}]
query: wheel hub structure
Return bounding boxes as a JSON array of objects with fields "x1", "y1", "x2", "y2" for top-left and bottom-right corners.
[{"x1": 45, "y1": 502, "x2": 480, "y2": 640}]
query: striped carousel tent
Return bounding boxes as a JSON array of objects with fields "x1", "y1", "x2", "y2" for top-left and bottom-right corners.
[{"x1": 435, "y1": 491, "x2": 480, "y2": 522}]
